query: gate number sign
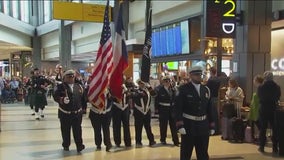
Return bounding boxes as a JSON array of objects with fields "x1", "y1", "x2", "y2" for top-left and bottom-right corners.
[{"x1": 206, "y1": 0, "x2": 236, "y2": 38}]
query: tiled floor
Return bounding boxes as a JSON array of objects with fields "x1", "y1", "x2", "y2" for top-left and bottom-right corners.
[{"x1": 0, "y1": 99, "x2": 283, "y2": 160}]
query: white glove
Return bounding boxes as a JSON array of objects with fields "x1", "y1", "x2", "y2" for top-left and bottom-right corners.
[
  {"x1": 178, "y1": 128, "x2": 186, "y2": 135},
  {"x1": 210, "y1": 129, "x2": 215, "y2": 135},
  {"x1": 63, "y1": 97, "x2": 70, "y2": 104}
]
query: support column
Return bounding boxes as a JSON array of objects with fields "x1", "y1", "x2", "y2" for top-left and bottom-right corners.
[
  {"x1": 31, "y1": 0, "x2": 41, "y2": 69},
  {"x1": 59, "y1": 20, "x2": 72, "y2": 69},
  {"x1": 233, "y1": 0, "x2": 272, "y2": 101}
]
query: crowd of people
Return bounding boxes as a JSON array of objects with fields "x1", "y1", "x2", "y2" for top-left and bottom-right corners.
[{"x1": 2, "y1": 64, "x2": 281, "y2": 160}]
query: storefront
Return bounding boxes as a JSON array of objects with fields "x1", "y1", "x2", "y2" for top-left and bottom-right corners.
[{"x1": 271, "y1": 28, "x2": 284, "y2": 101}]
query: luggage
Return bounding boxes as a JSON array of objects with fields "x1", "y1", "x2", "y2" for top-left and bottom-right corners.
[
  {"x1": 244, "y1": 126, "x2": 253, "y2": 143},
  {"x1": 222, "y1": 102, "x2": 236, "y2": 118},
  {"x1": 221, "y1": 117, "x2": 233, "y2": 140},
  {"x1": 231, "y1": 117, "x2": 247, "y2": 142},
  {"x1": 231, "y1": 102, "x2": 247, "y2": 143},
  {"x1": 221, "y1": 102, "x2": 236, "y2": 140}
]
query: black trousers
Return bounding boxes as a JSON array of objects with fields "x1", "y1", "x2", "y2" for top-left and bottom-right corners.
[
  {"x1": 259, "y1": 113, "x2": 278, "y2": 149},
  {"x1": 112, "y1": 106, "x2": 131, "y2": 146},
  {"x1": 180, "y1": 134, "x2": 209, "y2": 160},
  {"x1": 59, "y1": 113, "x2": 83, "y2": 148},
  {"x1": 158, "y1": 106, "x2": 179, "y2": 144},
  {"x1": 133, "y1": 109, "x2": 155, "y2": 144},
  {"x1": 89, "y1": 110, "x2": 112, "y2": 147}
]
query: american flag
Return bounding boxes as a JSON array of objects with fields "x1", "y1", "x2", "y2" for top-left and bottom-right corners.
[
  {"x1": 88, "y1": 0, "x2": 113, "y2": 109},
  {"x1": 109, "y1": 2, "x2": 128, "y2": 101}
]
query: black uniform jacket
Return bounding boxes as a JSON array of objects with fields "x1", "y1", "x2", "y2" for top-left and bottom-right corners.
[
  {"x1": 155, "y1": 86, "x2": 176, "y2": 109},
  {"x1": 53, "y1": 82, "x2": 84, "y2": 118},
  {"x1": 31, "y1": 75, "x2": 49, "y2": 106},
  {"x1": 132, "y1": 87, "x2": 156, "y2": 115},
  {"x1": 175, "y1": 82, "x2": 214, "y2": 136}
]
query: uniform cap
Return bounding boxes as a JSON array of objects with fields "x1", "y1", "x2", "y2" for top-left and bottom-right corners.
[
  {"x1": 63, "y1": 69, "x2": 75, "y2": 77},
  {"x1": 189, "y1": 66, "x2": 203, "y2": 74},
  {"x1": 162, "y1": 75, "x2": 171, "y2": 81}
]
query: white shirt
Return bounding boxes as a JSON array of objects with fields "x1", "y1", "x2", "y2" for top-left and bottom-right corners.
[
  {"x1": 191, "y1": 82, "x2": 200, "y2": 96},
  {"x1": 68, "y1": 84, "x2": 74, "y2": 92}
]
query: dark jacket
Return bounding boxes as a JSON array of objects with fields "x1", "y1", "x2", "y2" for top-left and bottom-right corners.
[
  {"x1": 175, "y1": 82, "x2": 214, "y2": 136},
  {"x1": 155, "y1": 86, "x2": 176, "y2": 109},
  {"x1": 53, "y1": 82, "x2": 84, "y2": 118},
  {"x1": 257, "y1": 80, "x2": 281, "y2": 114},
  {"x1": 132, "y1": 87, "x2": 156, "y2": 115}
]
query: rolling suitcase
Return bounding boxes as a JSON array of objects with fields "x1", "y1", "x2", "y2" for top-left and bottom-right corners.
[
  {"x1": 221, "y1": 102, "x2": 235, "y2": 140},
  {"x1": 244, "y1": 126, "x2": 253, "y2": 143},
  {"x1": 221, "y1": 117, "x2": 233, "y2": 140},
  {"x1": 231, "y1": 103, "x2": 247, "y2": 143}
]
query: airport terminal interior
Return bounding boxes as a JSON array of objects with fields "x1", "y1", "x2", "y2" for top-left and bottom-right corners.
[
  {"x1": 0, "y1": 99, "x2": 283, "y2": 160},
  {"x1": 0, "y1": 0, "x2": 284, "y2": 160}
]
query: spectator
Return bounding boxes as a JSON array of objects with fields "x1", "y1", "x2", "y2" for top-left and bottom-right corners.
[{"x1": 257, "y1": 71, "x2": 281, "y2": 154}]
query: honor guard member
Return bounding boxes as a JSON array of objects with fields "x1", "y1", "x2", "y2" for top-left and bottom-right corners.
[
  {"x1": 31, "y1": 68, "x2": 49, "y2": 120},
  {"x1": 112, "y1": 84, "x2": 132, "y2": 148},
  {"x1": 155, "y1": 75, "x2": 179, "y2": 146},
  {"x1": 89, "y1": 89, "x2": 113, "y2": 152},
  {"x1": 132, "y1": 79, "x2": 156, "y2": 147},
  {"x1": 53, "y1": 69, "x2": 85, "y2": 152},
  {"x1": 174, "y1": 66, "x2": 215, "y2": 160}
]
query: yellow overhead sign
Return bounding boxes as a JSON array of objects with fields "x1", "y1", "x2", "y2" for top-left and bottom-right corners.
[{"x1": 53, "y1": 1, "x2": 112, "y2": 22}]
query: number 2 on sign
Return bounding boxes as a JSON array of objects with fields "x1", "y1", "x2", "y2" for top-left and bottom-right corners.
[{"x1": 223, "y1": 0, "x2": 236, "y2": 17}]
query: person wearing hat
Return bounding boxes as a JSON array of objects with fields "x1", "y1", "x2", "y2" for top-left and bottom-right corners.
[
  {"x1": 30, "y1": 68, "x2": 49, "y2": 120},
  {"x1": 257, "y1": 71, "x2": 281, "y2": 154},
  {"x1": 88, "y1": 88, "x2": 113, "y2": 152},
  {"x1": 111, "y1": 82, "x2": 132, "y2": 148},
  {"x1": 174, "y1": 66, "x2": 215, "y2": 160},
  {"x1": 155, "y1": 75, "x2": 179, "y2": 146},
  {"x1": 131, "y1": 79, "x2": 157, "y2": 147},
  {"x1": 53, "y1": 69, "x2": 85, "y2": 152}
]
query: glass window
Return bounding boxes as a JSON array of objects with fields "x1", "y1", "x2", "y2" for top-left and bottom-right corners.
[
  {"x1": 12, "y1": 1, "x2": 19, "y2": 19},
  {"x1": 3, "y1": 0, "x2": 9, "y2": 15},
  {"x1": 0, "y1": 1, "x2": 2, "y2": 13},
  {"x1": 44, "y1": 0, "x2": 51, "y2": 23},
  {"x1": 83, "y1": 0, "x2": 114, "y2": 7},
  {"x1": 20, "y1": 1, "x2": 29, "y2": 23}
]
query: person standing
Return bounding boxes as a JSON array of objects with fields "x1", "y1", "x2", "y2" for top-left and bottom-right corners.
[
  {"x1": 206, "y1": 67, "x2": 221, "y2": 134},
  {"x1": 132, "y1": 79, "x2": 156, "y2": 147},
  {"x1": 175, "y1": 66, "x2": 215, "y2": 160},
  {"x1": 112, "y1": 84, "x2": 132, "y2": 148},
  {"x1": 31, "y1": 68, "x2": 49, "y2": 120},
  {"x1": 257, "y1": 71, "x2": 281, "y2": 154},
  {"x1": 53, "y1": 69, "x2": 85, "y2": 152},
  {"x1": 89, "y1": 89, "x2": 113, "y2": 152},
  {"x1": 55, "y1": 64, "x2": 63, "y2": 82},
  {"x1": 248, "y1": 75, "x2": 264, "y2": 142},
  {"x1": 155, "y1": 75, "x2": 179, "y2": 146}
]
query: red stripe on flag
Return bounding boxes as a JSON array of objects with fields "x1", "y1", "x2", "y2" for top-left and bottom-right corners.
[{"x1": 88, "y1": 0, "x2": 113, "y2": 110}]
